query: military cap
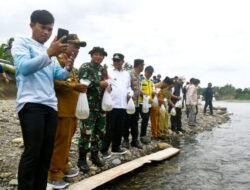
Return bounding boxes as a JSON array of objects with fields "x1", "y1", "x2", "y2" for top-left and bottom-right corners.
[
  {"x1": 112, "y1": 53, "x2": 124, "y2": 61},
  {"x1": 89, "y1": 46, "x2": 107, "y2": 56},
  {"x1": 67, "y1": 34, "x2": 87, "y2": 47}
]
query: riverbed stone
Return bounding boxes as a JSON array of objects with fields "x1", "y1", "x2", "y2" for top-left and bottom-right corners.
[
  {"x1": 0, "y1": 172, "x2": 12, "y2": 178},
  {"x1": 112, "y1": 158, "x2": 121, "y2": 166},
  {"x1": 157, "y1": 142, "x2": 171, "y2": 149},
  {"x1": 8, "y1": 179, "x2": 18, "y2": 185}
]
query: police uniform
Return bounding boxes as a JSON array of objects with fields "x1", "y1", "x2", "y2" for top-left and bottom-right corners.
[{"x1": 139, "y1": 77, "x2": 154, "y2": 138}]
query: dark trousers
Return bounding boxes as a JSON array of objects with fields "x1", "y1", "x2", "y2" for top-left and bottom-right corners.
[
  {"x1": 204, "y1": 100, "x2": 213, "y2": 114},
  {"x1": 102, "y1": 109, "x2": 126, "y2": 152},
  {"x1": 195, "y1": 105, "x2": 198, "y2": 122},
  {"x1": 123, "y1": 107, "x2": 140, "y2": 143},
  {"x1": 139, "y1": 105, "x2": 151, "y2": 137},
  {"x1": 182, "y1": 95, "x2": 186, "y2": 108},
  {"x1": 170, "y1": 107, "x2": 182, "y2": 131},
  {"x1": 18, "y1": 103, "x2": 57, "y2": 190}
]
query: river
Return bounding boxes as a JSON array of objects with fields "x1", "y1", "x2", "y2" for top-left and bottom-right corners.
[{"x1": 100, "y1": 101, "x2": 250, "y2": 190}]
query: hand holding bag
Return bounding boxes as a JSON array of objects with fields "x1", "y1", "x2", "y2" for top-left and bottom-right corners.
[{"x1": 75, "y1": 79, "x2": 90, "y2": 119}]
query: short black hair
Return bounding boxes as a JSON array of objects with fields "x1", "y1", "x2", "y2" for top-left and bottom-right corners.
[
  {"x1": 163, "y1": 76, "x2": 174, "y2": 85},
  {"x1": 134, "y1": 59, "x2": 144, "y2": 68},
  {"x1": 144, "y1": 66, "x2": 154, "y2": 73},
  {"x1": 193, "y1": 79, "x2": 200, "y2": 85},
  {"x1": 30, "y1": 10, "x2": 54, "y2": 25},
  {"x1": 189, "y1": 78, "x2": 195, "y2": 84}
]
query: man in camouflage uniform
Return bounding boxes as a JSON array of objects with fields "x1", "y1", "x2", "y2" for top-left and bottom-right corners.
[{"x1": 77, "y1": 47, "x2": 108, "y2": 172}]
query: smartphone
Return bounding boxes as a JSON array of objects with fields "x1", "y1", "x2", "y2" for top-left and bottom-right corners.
[{"x1": 57, "y1": 28, "x2": 69, "y2": 43}]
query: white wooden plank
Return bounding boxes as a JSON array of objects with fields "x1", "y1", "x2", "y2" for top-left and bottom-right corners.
[{"x1": 68, "y1": 147, "x2": 180, "y2": 190}]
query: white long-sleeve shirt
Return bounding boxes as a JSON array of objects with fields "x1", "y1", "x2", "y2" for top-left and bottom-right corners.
[
  {"x1": 108, "y1": 69, "x2": 132, "y2": 109},
  {"x1": 186, "y1": 84, "x2": 198, "y2": 106}
]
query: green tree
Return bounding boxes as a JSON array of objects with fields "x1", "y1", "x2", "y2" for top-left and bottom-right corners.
[
  {"x1": 123, "y1": 62, "x2": 133, "y2": 71},
  {"x1": 0, "y1": 38, "x2": 14, "y2": 64}
]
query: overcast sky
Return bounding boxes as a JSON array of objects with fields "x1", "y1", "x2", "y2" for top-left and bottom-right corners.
[{"x1": 1, "y1": 0, "x2": 249, "y2": 88}]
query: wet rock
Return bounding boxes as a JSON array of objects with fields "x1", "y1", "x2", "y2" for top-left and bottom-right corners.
[
  {"x1": 8, "y1": 179, "x2": 18, "y2": 185},
  {"x1": 216, "y1": 110, "x2": 227, "y2": 115},
  {"x1": 89, "y1": 165, "x2": 98, "y2": 171},
  {"x1": 0, "y1": 118, "x2": 9, "y2": 122},
  {"x1": 0, "y1": 172, "x2": 12, "y2": 178},
  {"x1": 157, "y1": 142, "x2": 171, "y2": 149},
  {"x1": 11, "y1": 138, "x2": 23, "y2": 144},
  {"x1": 112, "y1": 158, "x2": 121, "y2": 166}
]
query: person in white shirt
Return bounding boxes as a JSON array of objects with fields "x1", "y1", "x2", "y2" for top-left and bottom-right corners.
[
  {"x1": 186, "y1": 78, "x2": 199, "y2": 126},
  {"x1": 101, "y1": 53, "x2": 131, "y2": 156}
]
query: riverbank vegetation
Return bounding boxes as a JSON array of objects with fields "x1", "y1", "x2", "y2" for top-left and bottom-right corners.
[{"x1": 199, "y1": 84, "x2": 250, "y2": 100}]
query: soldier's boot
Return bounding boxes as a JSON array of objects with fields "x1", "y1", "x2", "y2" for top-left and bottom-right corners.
[
  {"x1": 77, "y1": 151, "x2": 89, "y2": 172},
  {"x1": 90, "y1": 151, "x2": 105, "y2": 167}
]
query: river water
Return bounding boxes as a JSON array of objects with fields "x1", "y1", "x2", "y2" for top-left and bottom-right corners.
[{"x1": 100, "y1": 101, "x2": 250, "y2": 190}]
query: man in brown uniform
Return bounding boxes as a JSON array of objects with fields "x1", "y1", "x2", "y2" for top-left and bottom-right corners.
[{"x1": 48, "y1": 34, "x2": 87, "y2": 189}]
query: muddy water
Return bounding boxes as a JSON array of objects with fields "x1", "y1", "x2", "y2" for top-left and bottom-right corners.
[{"x1": 100, "y1": 101, "x2": 250, "y2": 190}]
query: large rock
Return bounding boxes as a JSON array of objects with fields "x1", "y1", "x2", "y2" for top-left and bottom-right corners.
[{"x1": 157, "y1": 142, "x2": 171, "y2": 149}]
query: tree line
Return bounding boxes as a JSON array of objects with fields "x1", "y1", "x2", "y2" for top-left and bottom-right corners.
[{"x1": 199, "y1": 84, "x2": 250, "y2": 100}]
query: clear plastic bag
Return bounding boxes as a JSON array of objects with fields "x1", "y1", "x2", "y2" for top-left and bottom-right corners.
[
  {"x1": 170, "y1": 107, "x2": 176, "y2": 116},
  {"x1": 75, "y1": 79, "x2": 90, "y2": 119},
  {"x1": 142, "y1": 95, "x2": 149, "y2": 113},
  {"x1": 175, "y1": 100, "x2": 182, "y2": 108},
  {"x1": 152, "y1": 95, "x2": 159, "y2": 107},
  {"x1": 126, "y1": 97, "x2": 136, "y2": 114},
  {"x1": 160, "y1": 104, "x2": 166, "y2": 114},
  {"x1": 102, "y1": 89, "x2": 113, "y2": 111},
  {"x1": 164, "y1": 98, "x2": 169, "y2": 110}
]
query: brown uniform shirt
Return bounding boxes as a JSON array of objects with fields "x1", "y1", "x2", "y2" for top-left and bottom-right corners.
[{"x1": 55, "y1": 54, "x2": 79, "y2": 117}]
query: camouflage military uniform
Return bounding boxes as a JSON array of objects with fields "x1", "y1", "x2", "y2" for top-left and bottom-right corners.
[{"x1": 78, "y1": 62, "x2": 108, "y2": 153}]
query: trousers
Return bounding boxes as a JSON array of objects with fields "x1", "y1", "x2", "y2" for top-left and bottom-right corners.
[
  {"x1": 48, "y1": 117, "x2": 77, "y2": 180},
  {"x1": 18, "y1": 103, "x2": 57, "y2": 190}
]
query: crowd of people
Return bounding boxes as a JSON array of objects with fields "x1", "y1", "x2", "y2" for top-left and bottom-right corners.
[{"x1": 10, "y1": 9, "x2": 214, "y2": 190}]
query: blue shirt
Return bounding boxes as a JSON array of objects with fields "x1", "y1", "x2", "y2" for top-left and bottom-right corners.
[{"x1": 11, "y1": 36, "x2": 69, "y2": 112}]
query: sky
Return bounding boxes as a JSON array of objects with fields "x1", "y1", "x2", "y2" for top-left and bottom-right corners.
[{"x1": 1, "y1": 0, "x2": 250, "y2": 88}]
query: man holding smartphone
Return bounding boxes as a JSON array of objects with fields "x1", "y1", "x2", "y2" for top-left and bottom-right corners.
[
  {"x1": 48, "y1": 34, "x2": 87, "y2": 189},
  {"x1": 11, "y1": 10, "x2": 73, "y2": 190}
]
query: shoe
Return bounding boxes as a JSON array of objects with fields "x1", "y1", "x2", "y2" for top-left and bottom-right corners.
[
  {"x1": 131, "y1": 140, "x2": 143, "y2": 149},
  {"x1": 122, "y1": 139, "x2": 130, "y2": 149},
  {"x1": 140, "y1": 136, "x2": 151, "y2": 145},
  {"x1": 64, "y1": 168, "x2": 79, "y2": 178},
  {"x1": 102, "y1": 151, "x2": 112, "y2": 159},
  {"x1": 112, "y1": 147, "x2": 127, "y2": 155},
  {"x1": 90, "y1": 151, "x2": 105, "y2": 167},
  {"x1": 48, "y1": 179, "x2": 69, "y2": 189},
  {"x1": 77, "y1": 151, "x2": 89, "y2": 172}
]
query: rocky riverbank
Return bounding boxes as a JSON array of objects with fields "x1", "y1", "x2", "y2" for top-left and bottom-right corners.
[{"x1": 0, "y1": 99, "x2": 230, "y2": 190}]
